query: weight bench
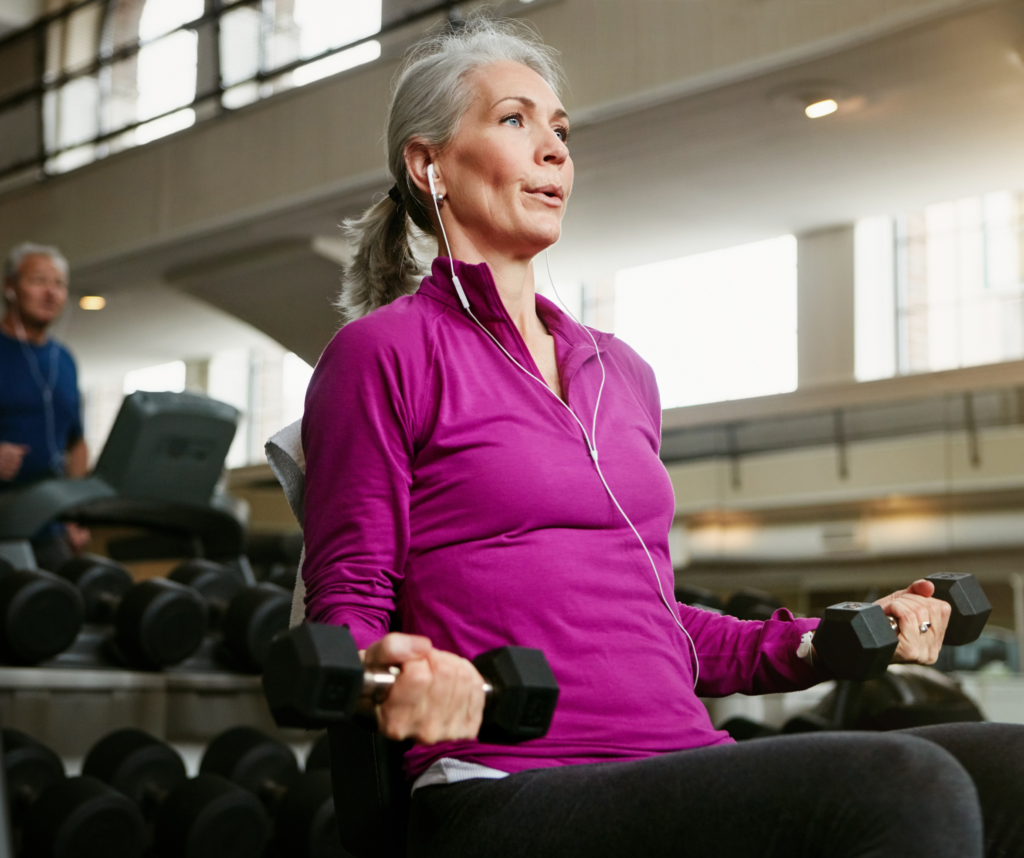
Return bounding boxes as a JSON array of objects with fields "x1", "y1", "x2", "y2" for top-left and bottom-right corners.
[
  {"x1": 0, "y1": 390, "x2": 246, "y2": 572},
  {"x1": 266, "y1": 421, "x2": 412, "y2": 858}
]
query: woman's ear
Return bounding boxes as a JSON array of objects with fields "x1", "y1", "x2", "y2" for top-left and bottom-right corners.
[{"x1": 405, "y1": 141, "x2": 443, "y2": 199}]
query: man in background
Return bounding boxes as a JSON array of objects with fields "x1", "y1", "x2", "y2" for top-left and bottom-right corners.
[{"x1": 0, "y1": 242, "x2": 89, "y2": 568}]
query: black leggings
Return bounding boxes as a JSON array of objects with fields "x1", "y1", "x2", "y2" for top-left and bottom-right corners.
[{"x1": 408, "y1": 723, "x2": 1024, "y2": 858}]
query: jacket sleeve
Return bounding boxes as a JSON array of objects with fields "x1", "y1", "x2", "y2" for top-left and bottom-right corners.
[
  {"x1": 680, "y1": 605, "x2": 834, "y2": 697},
  {"x1": 300, "y1": 317, "x2": 429, "y2": 649}
]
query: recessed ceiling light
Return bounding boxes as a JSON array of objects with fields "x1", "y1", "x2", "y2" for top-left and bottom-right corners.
[
  {"x1": 805, "y1": 99, "x2": 838, "y2": 119},
  {"x1": 79, "y1": 295, "x2": 106, "y2": 310}
]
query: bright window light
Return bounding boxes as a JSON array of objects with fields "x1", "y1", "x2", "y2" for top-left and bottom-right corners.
[
  {"x1": 136, "y1": 0, "x2": 203, "y2": 140},
  {"x1": 290, "y1": 0, "x2": 382, "y2": 86},
  {"x1": 79, "y1": 295, "x2": 106, "y2": 310},
  {"x1": 292, "y1": 41, "x2": 382, "y2": 86},
  {"x1": 615, "y1": 236, "x2": 798, "y2": 409},
  {"x1": 282, "y1": 352, "x2": 314, "y2": 425},
  {"x1": 805, "y1": 99, "x2": 838, "y2": 119},
  {"x1": 124, "y1": 360, "x2": 186, "y2": 394}
]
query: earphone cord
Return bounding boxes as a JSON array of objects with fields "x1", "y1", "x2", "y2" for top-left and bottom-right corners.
[
  {"x1": 432, "y1": 191, "x2": 699, "y2": 689},
  {"x1": 11, "y1": 311, "x2": 63, "y2": 475}
]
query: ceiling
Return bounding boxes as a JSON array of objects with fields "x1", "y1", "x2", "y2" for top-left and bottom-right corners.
[{"x1": 60, "y1": 0, "x2": 1024, "y2": 376}]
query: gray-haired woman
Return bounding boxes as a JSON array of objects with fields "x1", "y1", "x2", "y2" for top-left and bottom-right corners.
[{"x1": 300, "y1": 18, "x2": 1023, "y2": 858}]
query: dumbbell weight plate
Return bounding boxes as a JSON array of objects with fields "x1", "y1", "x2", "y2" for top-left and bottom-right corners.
[
  {"x1": 927, "y1": 573, "x2": 992, "y2": 646},
  {"x1": 169, "y1": 560, "x2": 244, "y2": 629},
  {"x1": 0, "y1": 564, "x2": 84, "y2": 664},
  {"x1": 221, "y1": 583, "x2": 292, "y2": 674},
  {"x1": 200, "y1": 726, "x2": 299, "y2": 794},
  {"x1": 83, "y1": 729, "x2": 187, "y2": 813},
  {"x1": 273, "y1": 770, "x2": 341, "y2": 858},
  {"x1": 114, "y1": 579, "x2": 208, "y2": 669},
  {"x1": 3, "y1": 727, "x2": 66, "y2": 806},
  {"x1": 813, "y1": 602, "x2": 899, "y2": 682},
  {"x1": 23, "y1": 776, "x2": 146, "y2": 858},
  {"x1": 57, "y1": 555, "x2": 133, "y2": 623},
  {"x1": 473, "y1": 646, "x2": 559, "y2": 744},
  {"x1": 152, "y1": 774, "x2": 269, "y2": 858}
]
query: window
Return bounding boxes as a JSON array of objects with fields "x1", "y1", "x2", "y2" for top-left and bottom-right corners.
[
  {"x1": 614, "y1": 236, "x2": 798, "y2": 409},
  {"x1": 4, "y1": 0, "x2": 387, "y2": 180},
  {"x1": 856, "y1": 191, "x2": 1024, "y2": 380},
  {"x1": 123, "y1": 360, "x2": 186, "y2": 394}
]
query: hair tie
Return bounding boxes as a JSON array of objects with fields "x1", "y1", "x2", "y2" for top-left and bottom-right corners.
[{"x1": 387, "y1": 185, "x2": 403, "y2": 207}]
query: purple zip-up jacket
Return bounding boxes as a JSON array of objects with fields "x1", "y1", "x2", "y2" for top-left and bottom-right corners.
[{"x1": 302, "y1": 258, "x2": 830, "y2": 780}]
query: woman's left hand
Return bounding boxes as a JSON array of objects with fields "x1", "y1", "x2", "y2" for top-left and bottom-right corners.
[{"x1": 874, "y1": 579, "x2": 952, "y2": 665}]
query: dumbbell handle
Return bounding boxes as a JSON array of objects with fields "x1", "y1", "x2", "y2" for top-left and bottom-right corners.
[{"x1": 362, "y1": 665, "x2": 494, "y2": 706}]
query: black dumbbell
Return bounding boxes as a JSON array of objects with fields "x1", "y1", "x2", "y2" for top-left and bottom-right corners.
[
  {"x1": 200, "y1": 726, "x2": 340, "y2": 858},
  {"x1": 83, "y1": 728, "x2": 270, "y2": 858},
  {"x1": 57, "y1": 555, "x2": 208, "y2": 670},
  {"x1": 3, "y1": 728, "x2": 146, "y2": 858},
  {"x1": 169, "y1": 560, "x2": 292, "y2": 673},
  {"x1": 813, "y1": 573, "x2": 993, "y2": 681},
  {"x1": 0, "y1": 558, "x2": 83, "y2": 664},
  {"x1": 263, "y1": 623, "x2": 559, "y2": 744}
]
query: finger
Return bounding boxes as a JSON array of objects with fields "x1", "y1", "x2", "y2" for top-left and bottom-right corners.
[
  {"x1": 906, "y1": 579, "x2": 936, "y2": 599},
  {"x1": 366, "y1": 633, "x2": 433, "y2": 667},
  {"x1": 421, "y1": 650, "x2": 459, "y2": 744}
]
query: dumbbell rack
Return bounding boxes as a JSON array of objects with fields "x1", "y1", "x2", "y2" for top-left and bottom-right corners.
[{"x1": 0, "y1": 664, "x2": 309, "y2": 760}]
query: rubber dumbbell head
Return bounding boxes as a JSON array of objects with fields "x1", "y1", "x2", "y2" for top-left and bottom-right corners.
[
  {"x1": 201, "y1": 727, "x2": 337, "y2": 858},
  {"x1": 200, "y1": 726, "x2": 299, "y2": 796},
  {"x1": 273, "y1": 770, "x2": 339, "y2": 858},
  {"x1": 813, "y1": 602, "x2": 899, "y2": 681},
  {"x1": 263, "y1": 623, "x2": 366, "y2": 728},
  {"x1": 4, "y1": 728, "x2": 145, "y2": 858},
  {"x1": 221, "y1": 582, "x2": 292, "y2": 673},
  {"x1": 926, "y1": 573, "x2": 992, "y2": 646},
  {"x1": 57, "y1": 555, "x2": 133, "y2": 623},
  {"x1": 152, "y1": 774, "x2": 269, "y2": 858},
  {"x1": 84, "y1": 729, "x2": 270, "y2": 858},
  {"x1": 473, "y1": 645, "x2": 560, "y2": 743},
  {"x1": 113, "y1": 578, "x2": 208, "y2": 669},
  {"x1": 0, "y1": 558, "x2": 84, "y2": 664},
  {"x1": 168, "y1": 560, "x2": 243, "y2": 631}
]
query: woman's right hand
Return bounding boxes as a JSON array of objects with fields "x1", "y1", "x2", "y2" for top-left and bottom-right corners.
[{"x1": 360, "y1": 633, "x2": 487, "y2": 744}]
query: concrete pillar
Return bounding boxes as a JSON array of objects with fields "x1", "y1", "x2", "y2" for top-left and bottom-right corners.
[{"x1": 797, "y1": 225, "x2": 856, "y2": 388}]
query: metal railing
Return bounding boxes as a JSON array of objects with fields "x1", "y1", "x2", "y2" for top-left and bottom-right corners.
[{"x1": 0, "y1": 0, "x2": 477, "y2": 186}]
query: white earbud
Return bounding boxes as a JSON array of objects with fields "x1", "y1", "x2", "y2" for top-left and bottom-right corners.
[
  {"x1": 427, "y1": 164, "x2": 444, "y2": 204},
  {"x1": 427, "y1": 163, "x2": 470, "y2": 311}
]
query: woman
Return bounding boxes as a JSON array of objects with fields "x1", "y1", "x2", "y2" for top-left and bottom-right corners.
[{"x1": 301, "y1": 19, "x2": 1023, "y2": 858}]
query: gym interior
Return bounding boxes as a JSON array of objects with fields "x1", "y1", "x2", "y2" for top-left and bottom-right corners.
[{"x1": 1, "y1": 0, "x2": 1024, "y2": 856}]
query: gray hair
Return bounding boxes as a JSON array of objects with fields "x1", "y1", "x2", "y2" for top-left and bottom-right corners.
[
  {"x1": 4, "y1": 242, "x2": 69, "y2": 283},
  {"x1": 337, "y1": 17, "x2": 565, "y2": 325}
]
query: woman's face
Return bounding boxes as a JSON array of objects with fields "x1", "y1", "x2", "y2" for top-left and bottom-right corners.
[{"x1": 434, "y1": 60, "x2": 573, "y2": 262}]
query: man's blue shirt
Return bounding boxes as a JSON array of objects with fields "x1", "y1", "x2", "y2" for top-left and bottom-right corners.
[{"x1": 0, "y1": 330, "x2": 83, "y2": 487}]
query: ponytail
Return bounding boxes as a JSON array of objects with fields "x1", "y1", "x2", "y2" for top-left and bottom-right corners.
[{"x1": 336, "y1": 191, "x2": 424, "y2": 326}]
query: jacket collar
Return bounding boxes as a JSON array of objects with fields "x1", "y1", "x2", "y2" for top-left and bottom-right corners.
[{"x1": 417, "y1": 257, "x2": 615, "y2": 369}]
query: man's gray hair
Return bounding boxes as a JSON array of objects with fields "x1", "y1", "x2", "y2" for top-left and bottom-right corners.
[{"x1": 4, "y1": 242, "x2": 70, "y2": 283}]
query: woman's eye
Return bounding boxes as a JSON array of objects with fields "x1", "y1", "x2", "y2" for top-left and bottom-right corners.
[
  {"x1": 554, "y1": 127, "x2": 570, "y2": 143},
  {"x1": 501, "y1": 113, "x2": 523, "y2": 128}
]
